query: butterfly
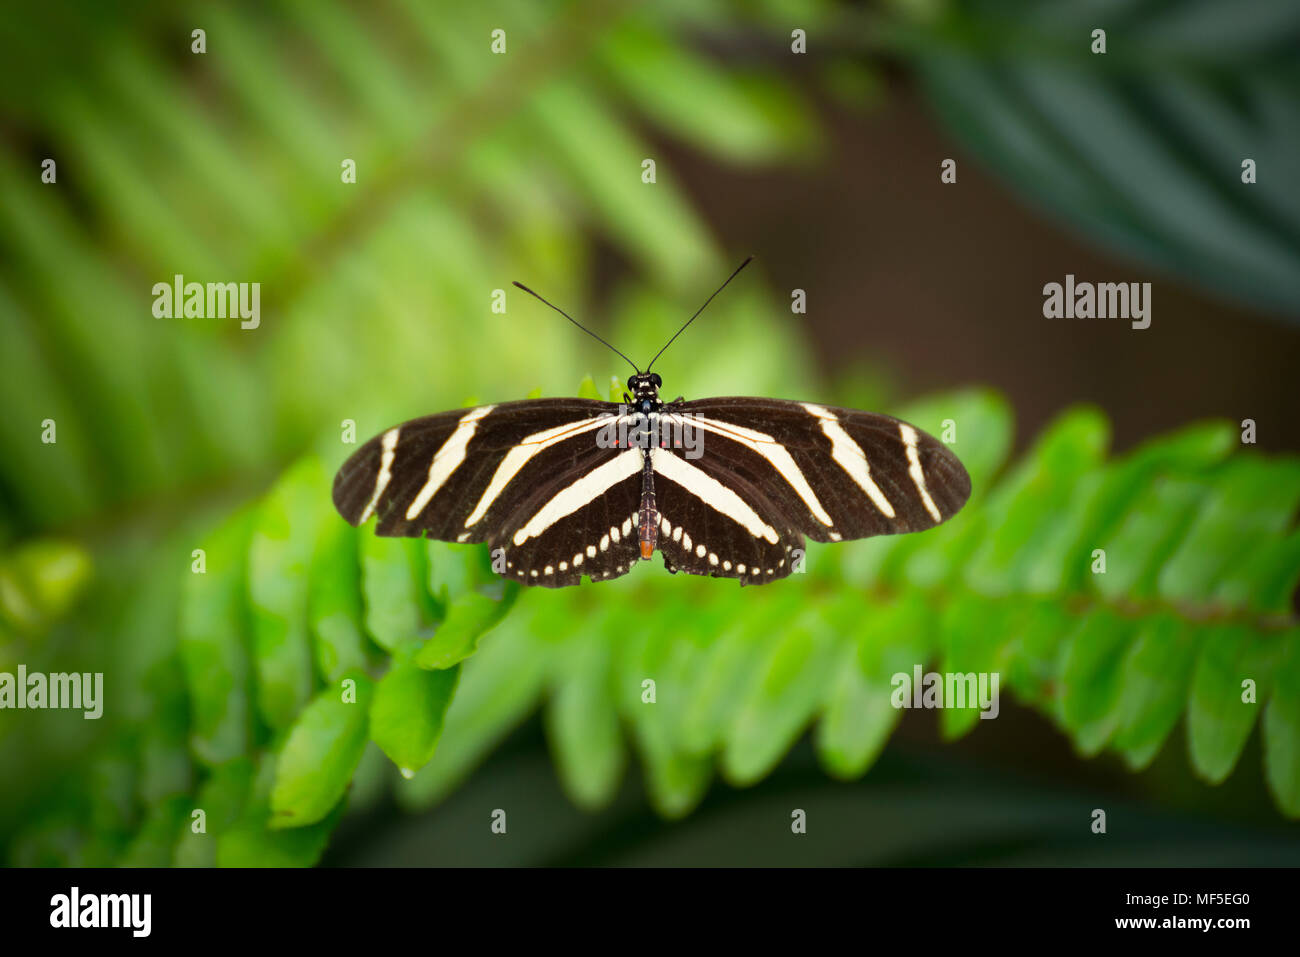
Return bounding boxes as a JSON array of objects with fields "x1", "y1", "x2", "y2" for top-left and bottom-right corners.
[{"x1": 333, "y1": 259, "x2": 970, "y2": 587}]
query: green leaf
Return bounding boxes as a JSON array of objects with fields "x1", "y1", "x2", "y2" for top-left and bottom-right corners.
[
  {"x1": 678, "y1": 591, "x2": 802, "y2": 755},
  {"x1": 359, "y1": 534, "x2": 431, "y2": 652},
  {"x1": 545, "y1": 626, "x2": 626, "y2": 810},
  {"x1": 1264, "y1": 633, "x2": 1300, "y2": 817},
  {"x1": 616, "y1": 608, "x2": 714, "y2": 818},
  {"x1": 269, "y1": 672, "x2": 373, "y2": 828},
  {"x1": 248, "y1": 457, "x2": 329, "y2": 730},
  {"x1": 1094, "y1": 476, "x2": 1208, "y2": 602},
  {"x1": 1000, "y1": 599, "x2": 1074, "y2": 710},
  {"x1": 1111, "y1": 613, "x2": 1200, "y2": 770},
  {"x1": 938, "y1": 593, "x2": 1019, "y2": 740},
  {"x1": 397, "y1": 608, "x2": 548, "y2": 811},
  {"x1": 370, "y1": 658, "x2": 461, "y2": 774},
  {"x1": 179, "y1": 508, "x2": 256, "y2": 766},
  {"x1": 723, "y1": 605, "x2": 845, "y2": 784},
  {"x1": 1059, "y1": 607, "x2": 1139, "y2": 756},
  {"x1": 1160, "y1": 458, "x2": 1300, "y2": 602},
  {"x1": 217, "y1": 753, "x2": 343, "y2": 868},
  {"x1": 426, "y1": 539, "x2": 493, "y2": 605},
  {"x1": 413, "y1": 588, "x2": 515, "y2": 670},
  {"x1": 1043, "y1": 421, "x2": 1236, "y2": 597},
  {"x1": 309, "y1": 518, "x2": 372, "y2": 682},
  {"x1": 630, "y1": 716, "x2": 712, "y2": 820},
  {"x1": 816, "y1": 593, "x2": 932, "y2": 778},
  {"x1": 965, "y1": 406, "x2": 1109, "y2": 596},
  {"x1": 1186, "y1": 625, "x2": 1274, "y2": 784}
]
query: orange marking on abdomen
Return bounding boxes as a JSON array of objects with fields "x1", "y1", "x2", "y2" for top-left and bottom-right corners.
[
  {"x1": 638, "y1": 496, "x2": 657, "y2": 560},
  {"x1": 638, "y1": 453, "x2": 657, "y2": 560}
]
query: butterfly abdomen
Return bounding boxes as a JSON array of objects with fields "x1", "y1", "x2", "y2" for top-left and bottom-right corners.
[{"x1": 638, "y1": 451, "x2": 658, "y2": 559}]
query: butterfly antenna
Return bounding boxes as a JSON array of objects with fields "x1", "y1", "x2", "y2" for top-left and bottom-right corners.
[
  {"x1": 512, "y1": 281, "x2": 640, "y2": 374},
  {"x1": 646, "y1": 256, "x2": 754, "y2": 372}
]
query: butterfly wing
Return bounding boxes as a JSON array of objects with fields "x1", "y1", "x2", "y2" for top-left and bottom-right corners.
[
  {"x1": 333, "y1": 398, "x2": 643, "y2": 586},
  {"x1": 487, "y1": 449, "x2": 644, "y2": 588},
  {"x1": 334, "y1": 395, "x2": 971, "y2": 589},
  {"x1": 649, "y1": 444, "x2": 804, "y2": 584},
  {"x1": 647, "y1": 397, "x2": 970, "y2": 584}
]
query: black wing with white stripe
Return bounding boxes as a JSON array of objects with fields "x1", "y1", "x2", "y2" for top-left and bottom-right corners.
[
  {"x1": 333, "y1": 399, "x2": 644, "y2": 587},
  {"x1": 648, "y1": 398, "x2": 969, "y2": 584}
]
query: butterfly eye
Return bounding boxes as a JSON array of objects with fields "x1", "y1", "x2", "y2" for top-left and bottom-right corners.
[{"x1": 650, "y1": 374, "x2": 662, "y2": 387}]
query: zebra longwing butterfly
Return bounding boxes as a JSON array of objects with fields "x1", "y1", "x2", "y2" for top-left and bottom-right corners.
[{"x1": 333, "y1": 260, "x2": 970, "y2": 587}]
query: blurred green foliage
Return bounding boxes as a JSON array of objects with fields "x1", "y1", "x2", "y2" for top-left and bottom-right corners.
[
  {"x1": 899, "y1": 0, "x2": 1300, "y2": 316},
  {"x1": 1, "y1": 0, "x2": 1298, "y2": 866}
]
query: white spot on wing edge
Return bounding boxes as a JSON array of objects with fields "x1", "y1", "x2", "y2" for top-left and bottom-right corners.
[
  {"x1": 358, "y1": 427, "x2": 401, "y2": 523},
  {"x1": 900, "y1": 423, "x2": 943, "y2": 522},
  {"x1": 801, "y1": 403, "x2": 896, "y2": 519}
]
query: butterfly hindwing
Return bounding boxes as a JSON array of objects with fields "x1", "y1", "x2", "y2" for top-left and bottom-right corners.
[
  {"x1": 490, "y1": 458, "x2": 643, "y2": 587},
  {"x1": 649, "y1": 446, "x2": 804, "y2": 585}
]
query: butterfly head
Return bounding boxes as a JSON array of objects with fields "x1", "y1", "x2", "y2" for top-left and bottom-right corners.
[{"x1": 627, "y1": 372, "x2": 662, "y2": 414}]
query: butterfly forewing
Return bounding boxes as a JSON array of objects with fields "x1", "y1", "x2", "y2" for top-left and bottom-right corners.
[{"x1": 674, "y1": 398, "x2": 969, "y2": 541}]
